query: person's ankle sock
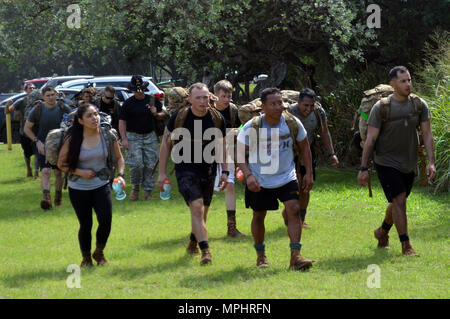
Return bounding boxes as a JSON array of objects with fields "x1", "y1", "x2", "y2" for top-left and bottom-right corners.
[{"x1": 198, "y1": 241, "x2": 209, "y2": 250}]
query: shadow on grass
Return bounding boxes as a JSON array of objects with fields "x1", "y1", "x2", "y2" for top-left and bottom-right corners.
[
  {"x1": 178, "y1": 265, "x2": 282, "y2": 289},
  {"x1": 409, "y1": 222, "x2": 450, "y2": 242},
  {"x1": 1, "y1": 268, "x2": 74, "y2": 288},
  {"x1": 1, "y1": 177, "x2": 31, "y2": 184},
  {"x1": 314, "y1": 248, "x2": 393, "y2": 274},
  {"x1": 141, "y1": 224, "x2": 291, "y2": 252},
  {"x1": 107, "y1": 254, "x2": 193, "y2": 280}
]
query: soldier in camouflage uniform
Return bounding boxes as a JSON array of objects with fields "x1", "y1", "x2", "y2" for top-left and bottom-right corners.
[
  {"x1": 119, "y1": 75, "x2": 165, "y2": 200},
  {"x1": 7, "y1": 84, "x2": 39, "y2": 178}
]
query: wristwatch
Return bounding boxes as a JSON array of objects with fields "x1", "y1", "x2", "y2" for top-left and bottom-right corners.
[
  {"x1": 118, "y1": 173, "x2": 125, "y2": 178},
  {"x1": 33, "y1": 137, "x2": 39, "y2": 144},
  {"x1": 221, "y1": 170, "x2": 230, "y2": 176},
  {"x1": 359, "y1": 166, "x2": 369, "y2": 172}
]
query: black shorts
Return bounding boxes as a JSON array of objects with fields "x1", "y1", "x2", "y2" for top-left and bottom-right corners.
[
  {"x1": 375, "y1": 163, "x2": 415, "y2": 203},
  {"x1": 245, "y1": 180, "x2": 299, "y2": 211},
  {"x1": 175, "y1": 169, "x2": 216, "y2": 207},
  {"x1": 33, "y1": 143, "x2": 57, "y2": 170},
  {"x1": 20, "y1": 134, "x2": 34, "y2": 159}
]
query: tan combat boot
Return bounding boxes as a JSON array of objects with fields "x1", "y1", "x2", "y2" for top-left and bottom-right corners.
[
  {"x1": 256, "y1": 251, "x2": 269, "y2": 268},
  {"x1": 186, "y1": 240, "x2": 200, "y2": 256},
  {"x1": 80, "y1": 256, "x2": 93, "y2": 267},
  {"x1": 200, "y1": 248, "x2": 212, "y2": 265},
  {"x1": 40, "y1": 193, "x2": 52, "y2": 210},
  {"x1": 144, "y1": 190, "x2": 154, "y2": 200},
  {"x1": 130, "y1": 185, "x2": 139, "y2": 201},
  {"x1": 54, "y1": 190, "x2": 63, "y2": 207},
  {"x1": 92, "y1": 247, "x2": 109, "y2": 265},
  {"x1": 227, "y1": 216, "x2": 244, "y2": 238},
  {"x1": 374, "y1": 227, "x2": 390, "y2": 249},
  {"x1": 401, "y1": 241, "x2": 419, "y2": 257},
  {"x1": 289, "y1": 249, "x2": 313, "y2": 271}
]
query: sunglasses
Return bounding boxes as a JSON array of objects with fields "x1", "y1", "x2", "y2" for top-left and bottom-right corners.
[{"x1": 104, "y1": 95, "x2": 114, "y2": 100}]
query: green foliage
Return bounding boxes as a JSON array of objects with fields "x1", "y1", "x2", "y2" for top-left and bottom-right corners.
[
  {"x1": 415, "y1": 30, "x2": 450, "y2": 192},
  {"x1": 319, "y1": 65, "x2": 389, "y2": 164}
]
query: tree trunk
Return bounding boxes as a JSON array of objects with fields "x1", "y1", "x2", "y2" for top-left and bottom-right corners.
[{"x1": 253, "y1": 61, "x2": 287, "y2": 99}]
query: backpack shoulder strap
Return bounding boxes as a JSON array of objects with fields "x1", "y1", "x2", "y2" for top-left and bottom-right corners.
[
  {"x1": 101, "y1": 127, "x2": 117, "y2": 171},
  {"x1": 208, "y1": 106, "x2": 223, "y2": 129},
  {"x1": 380, "y1": 95, "x2": 391, "y2": 123},
  {"x1": 32, "y1": 101, "x2": 43, "y2": 132},
  {"x1": 174, "y1": 107, "x2": 190, "y2": 129},
  {"x1": 283, "y1": 112, "x2": 301, "y2": 156},
  {"x1": 313, "y1": 103, "x2": 324, "y2": 131},
  {"x1": 409, "y1": 93, "x2": 424, "y2": 117},
  {"x1": 229, "y1": 103, "x2": 239, "y2": 128}
]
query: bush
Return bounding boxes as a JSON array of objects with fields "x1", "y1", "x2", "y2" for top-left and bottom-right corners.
[{"x1": 415, "y1": 30, "x2": 449, "y2": 192}]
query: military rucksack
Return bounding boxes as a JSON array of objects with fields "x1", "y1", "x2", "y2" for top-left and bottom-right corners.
[
  {"x1": 166, "y1": 87, "x2": 190, "y2": 115},
  {"x1": 352, "y1": 84, "x2": 394, "y2": 148},
  {"x1": 23, "y1": 89, "x2": 42, "y2": 125},
  {"x1": 45, "y1": 111, "x2": 116, "y2": 178},
  {"x1": 238, "y1": 90, "x2": 318, "y2": 124}
]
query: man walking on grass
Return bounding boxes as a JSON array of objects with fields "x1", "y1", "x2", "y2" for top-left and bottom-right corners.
[
  {"x1": 357, "y1": 66, "x2": 436, "y2": 256},
  {"x1": 24, "y1": 86, "x2": 72, "y2": 209},
  {"x1": 213, "y1": 79, "x2": 245, "y2": 238},
  {"x1": 7, "y1": 83, "x2": 39, "y2": 179},
  {"x1": 282, "y1": 88, "x2": 339, "y2": 229},
  {"x1": 158, "y1": 82, "x2": 229, "y2": 266},
  {"x1": 237, "y1": 87, "x2": 314, "y2": 270}
]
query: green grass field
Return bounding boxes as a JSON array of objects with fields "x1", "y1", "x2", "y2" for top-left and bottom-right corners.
[{"x1": 0, "y1": 144, "x2": 448, "y2": 299}]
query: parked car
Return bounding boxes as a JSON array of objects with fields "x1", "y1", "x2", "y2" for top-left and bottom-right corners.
[
  {"x1": 0, "y1": 92, "x2": 27, "y2": 143},
  {"x1": 23, "y1": 77, "x2": 51, "y2": 89},
  {"x1": 0, "y1": 93, "x2": 19, "y2": 103},
  {"x1": 56, "y1": 75, "x2": 165, "y2": 106},
  {"x1": 42, "y1": 75, "x2": 94, "y2": 89}
]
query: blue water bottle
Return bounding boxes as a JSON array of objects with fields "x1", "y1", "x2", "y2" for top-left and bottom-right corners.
[
  {"x1": 160, "y1": 179, "x2": 171, "y2": 200},
  {"x1": 112, "y1": 178, "x2": 126, "y2": 200}
]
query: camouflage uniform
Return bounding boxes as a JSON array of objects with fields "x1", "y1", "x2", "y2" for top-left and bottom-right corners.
[{"x1": 125, "y1": 131, "x2": 159, "y2": 191}]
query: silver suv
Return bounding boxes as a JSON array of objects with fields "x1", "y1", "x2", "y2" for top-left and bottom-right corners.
[
  {"x1": 55, "y1": 75, "x2": 165, "y2": 106},
  {"x1": 42, "y1": 75, "x2": 94, "y2": 89}
]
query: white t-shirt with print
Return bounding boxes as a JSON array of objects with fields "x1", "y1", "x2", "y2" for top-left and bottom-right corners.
[{"x1": 237, "y1": 114, "x2": 307, "y2": 188}]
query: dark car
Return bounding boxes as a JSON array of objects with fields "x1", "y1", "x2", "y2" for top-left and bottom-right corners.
[{"x1": 0, "y1": 93, "x2": 19, "y2": 103}]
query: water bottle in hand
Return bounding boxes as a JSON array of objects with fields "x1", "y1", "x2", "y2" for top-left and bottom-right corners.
[
  {"x1": 112, "y1": 178, "x2": 126, "y2": 200},
  {"x1": 160, "y1": 179, "x2": 171, "y2": 200}
]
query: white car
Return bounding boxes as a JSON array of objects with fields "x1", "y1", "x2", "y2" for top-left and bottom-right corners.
[{"x1": 55, "y1": 75, "x2": 165, "y2": 106}]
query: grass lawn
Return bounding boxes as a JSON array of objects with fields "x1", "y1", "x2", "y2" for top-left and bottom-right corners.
[{"x1": 0, "y1": 144, "x2": 448, "y2": 299}]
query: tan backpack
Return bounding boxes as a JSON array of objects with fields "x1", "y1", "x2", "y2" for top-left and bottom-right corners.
[{"x1": 352, "y1": 84, "x2": 394, "y2": 148}]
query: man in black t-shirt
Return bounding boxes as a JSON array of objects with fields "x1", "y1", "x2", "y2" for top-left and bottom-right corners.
[
  {"x1": 94, "y1": 86, "x2": 120, "y2": 132},
  {"x1": 119, "y1": 75, "x2": 165, "y2": 200},
  {"x1": 158, "y1": 83, "x2": 229, "y2": 266},
  {"x1": 213, "y1": 80, "x2": 245, "y2": 238}
]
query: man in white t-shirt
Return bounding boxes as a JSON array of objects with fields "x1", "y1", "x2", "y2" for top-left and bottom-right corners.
[{"x1": 237, "y1": 88, "x2": 314, "y2": 271}]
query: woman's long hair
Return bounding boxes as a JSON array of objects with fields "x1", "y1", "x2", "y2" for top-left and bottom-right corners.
[{"x1": 66, "y1": 103, "x2": 95, "y2": 172}]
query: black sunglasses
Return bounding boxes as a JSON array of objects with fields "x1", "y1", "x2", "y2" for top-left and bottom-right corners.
[{"x1": 104, "y1": 96, "x2": 114, "y2": 100}]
